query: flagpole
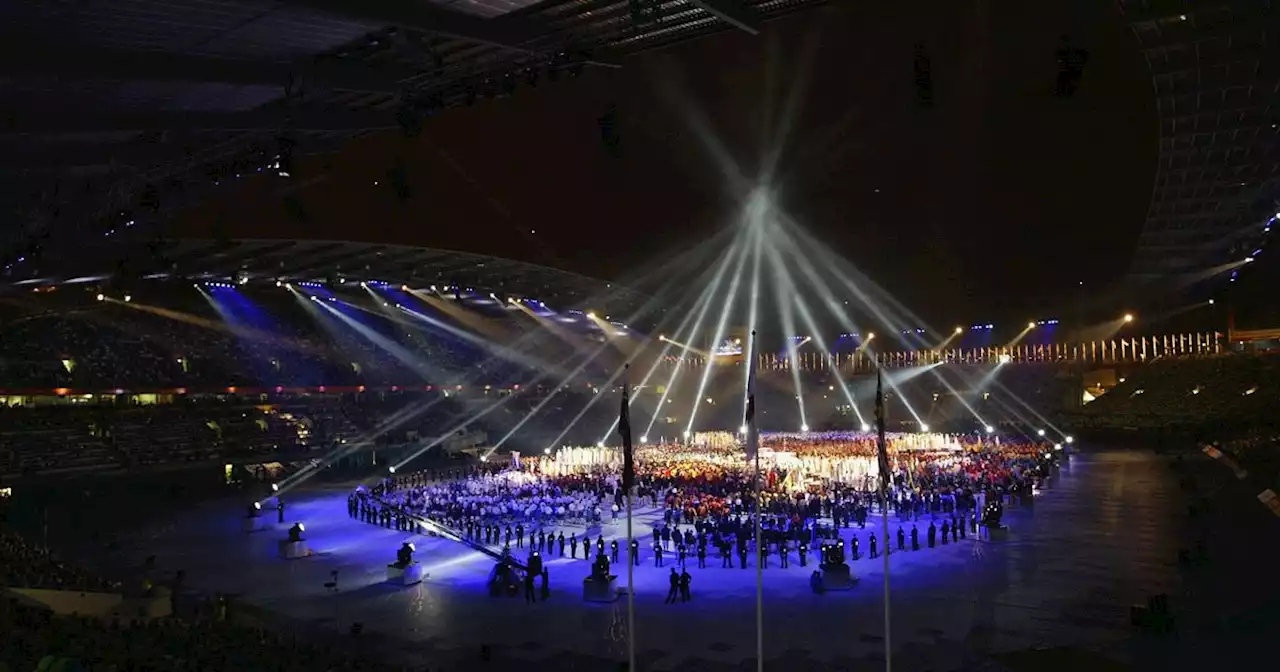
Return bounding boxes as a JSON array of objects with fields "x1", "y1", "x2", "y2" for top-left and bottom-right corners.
[
  {"x1": 621, "y1": 365, "x2": 637, "y2": 672},
  {"x1": 626, "y1": 485, "x2": 636, "y2": 672},
  {"x1": 747, "y1": 331, "x2": 763, "y2": 672},
  {"x1": 754, "y1": 444, "x2": 763, "y2": 672},
  {"x1": 876, "y1": 369, "x2": 892, "y2": 672}
]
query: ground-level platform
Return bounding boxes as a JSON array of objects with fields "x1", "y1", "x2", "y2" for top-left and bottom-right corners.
[{"x1": 98, "y1": 451, "x2": 1188, "y2": 670}]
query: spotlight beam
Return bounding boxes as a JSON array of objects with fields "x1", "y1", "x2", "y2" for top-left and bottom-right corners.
[
  {"x1": 644, "y1": 240, "x2": 745, "y2": 438},
  {"x1": 765, "y1": 229, "x2": 809, "y2": 430},
  {"x1": 767, "y1": 233, "x2": 867, "y2": 426},
  {"x1": 684, "y1": 235, "x2": 751, "y2": 433}
]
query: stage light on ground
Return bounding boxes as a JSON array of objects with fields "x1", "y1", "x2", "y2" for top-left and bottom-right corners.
[
  {"x1": 801, "y1": 424, "x2": 810, "y2": 432},
  {"x1": 682, "y1": 430, "x2": 691, "y2": 439},
  {"x1": 998, "y1": 353, "x2": 1012, "y2": 364},
  {"x1": 124, "y1": 295, "x2": 132, "y2": 302},
  {"x1": 1037, "y1": 429, "x2": 1046, "y2": 436},
  {"x1": 1208, "y1": 299, "x2": 1215, "y2": 305},
  {"x1": 1065, "y1": 436, "x2": 1075, "y2": 444},
  {"x1": 954, "y1": 326, "x2": 962, "y2": 334},
  {"x1": 596, "y1": 441, "x2": 605, "y2": 448},
  {"x1": 640, "y1": 435, "x2": 649, "y2": 443},
  {"x1": 1028, "y1": 322, "x2": 1035, "y2": 329},
  {"x1": 480, "y1": 455, "x2": 488, "y2": 462},
  {"x1": 1054, "y1": 443, "x2": 1063, "y2": 450},
  {"x1": 388, "y1": 466, "x2": 396, "y2": 474},
  {"x1": 860, "y1": 423, "x2": 871, "y2": 432},
  {"x1": 985, "y1": 425, "x2": 995, "y2": 434},
  {"x1": 96, "y1": 293, "x2": 104, "y2": 301},
  {"x1": 1123, "y1": 313, "x2": 1134, "y2": 323},
  {"x1": 587, "y1": 311, "x2": 597, "y2": 319},
  {"x1": 271, "y1": 483, "x2": 279, "y2": 491},
  {"x1": 658, "y1": 335, "x2": 667, "y2": 341},
  {"x1": 739, "y1": 424, "x2": 747, "y2": 434},
  {"x1": 919, "y1": 424, "x2": 929, "y2": 432},
  {"x1": 543, "y1": 448, "x2": 551, "y2": 455},
  {"x1": 867, "y1": 333, "x2": 875, "y2": 340},
  {"x1": 253, "y1": 501, "x2": 261, "y2": 510}
]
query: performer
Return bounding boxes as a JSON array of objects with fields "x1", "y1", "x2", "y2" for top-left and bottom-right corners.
[
  {"x1": 277, "y1": 498, "x2": 286, "y2": 524},
  {"x1": 654, "y1": 542, "x2": 664, "y2": 567},
  {"x1": 516, "y1": 523, "x2": 524, "y2": 549},
  {"x1": 941, "y1": 520, "x2": 950, "y2": 545},
  {"x1": 928, "y1": 521, "x2": 937, "y2": 548},
  {"x1": 611, "y1": 539, "x2": 620, "y2": 564},
  {"x1": 679, "y1": 568, "x2": 692, "y2": 602},
  {"x1": 779, "y1": 539, "x2": 789, "y2": 568},
  {"x1": 557, "y1": 532, "x2": 566, "y2": 557},
  {"x1": 869, "y1": 533, "x2": 878, "y2": 559},
  {"x1": 664, "y1": 568, "x2": 680, "y2": 603},
  {"x1": 570, "y1": 533, "x2": 578, "y2": 559},
  {"x1": 897, "y1": 526, "x2": 906, "y2": 552},
  {"x1": 911, "y1": 524, "x2": 920, "y2": 551},
  {"x1": 799, "y1": 541, "x2": 808, "y2": 567},
  {"x1": 631, "y1": 539, "x2": 641, "y2": 566},
  {"x1": 697, "y1": 543, "x2": 707, "y2": 569}
]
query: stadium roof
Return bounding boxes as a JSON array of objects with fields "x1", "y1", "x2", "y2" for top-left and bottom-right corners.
[
  {"x1": 1120, "y1": 0, "x2": 1279, "y2": 282},
  {"x1": 1, "y1": 0, "x2": 823, "y2": 248},
  {"x1": 4, "y1": 237, "x2": 649, "y2": 315}
]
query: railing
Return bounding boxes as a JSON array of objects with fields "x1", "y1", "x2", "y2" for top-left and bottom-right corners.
[{"x1": 651, "y1": 331, "x2": 1223, "y2": 373}]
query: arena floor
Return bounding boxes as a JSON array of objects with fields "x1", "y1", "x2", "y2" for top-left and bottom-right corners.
[{"x1": 105, "y1": 450, "x2": 1187, "y2": 671}]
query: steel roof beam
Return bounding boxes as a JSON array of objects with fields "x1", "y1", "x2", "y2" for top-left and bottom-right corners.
[
  {"x1": 687, "y1": 0, "x2": 761, "y2": 35},
  {"x1": 5, "y1": 108, "x2": 397, "y2": 134},
  {"x1": 289, "y1": 0, "x2": 548, "y2": 52},
  {"x1": 0, "y1": 43, "x2": 411, "y2": 92}
]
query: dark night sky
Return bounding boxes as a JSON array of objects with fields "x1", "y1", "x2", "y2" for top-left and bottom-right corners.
[{"x1": 183, "y1": 0, "x2": 1157, "y2": 330}]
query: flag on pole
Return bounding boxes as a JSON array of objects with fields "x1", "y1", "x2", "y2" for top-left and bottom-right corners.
[
  {"x1": 619, "y1": 373, "x2": 636, "y2": 492},
  {"x1": 744, "y1": 334, "x2": 759, "y2": 462},
  {"x1": 875, "y1": 369, "x2": 890, "y2": 495}
]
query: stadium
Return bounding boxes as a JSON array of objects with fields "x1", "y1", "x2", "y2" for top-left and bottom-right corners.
[{"x1": 2, "y1": 1, "x2": 1279, "y2": 671}]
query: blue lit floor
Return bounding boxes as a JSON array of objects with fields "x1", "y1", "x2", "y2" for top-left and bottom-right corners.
[{"x1": 105, "y1": 451, "x2": 1187, "y2": 671}]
